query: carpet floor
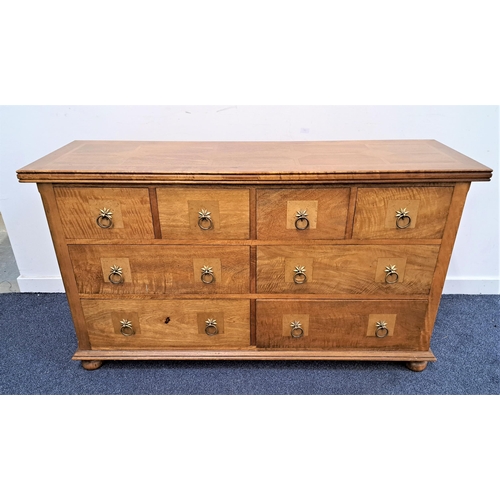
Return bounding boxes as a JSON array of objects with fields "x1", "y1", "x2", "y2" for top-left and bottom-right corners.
[{"x1": 0, "y1": 293, "x2": 498, "y2": 394}]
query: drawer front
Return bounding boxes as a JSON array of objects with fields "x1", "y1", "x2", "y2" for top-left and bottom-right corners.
[
  {"x1": 257, "y1": 245, "x2": 439, "y2": 295},
  {"x1": 82, "y1": 299, "x2": 250, "y2": 349},
  {"x1": 54, "y1": 187, "x2": 155, "y2": 239},
  {"x1": 352, "y1": 187, "x2": 453, "y2": 239},
  {"x1": 257, "y1": 188, "x2": 350, "y2": 240},
  {"x1": 69, "y1": 245, "x2": 250, "y2": 295},
  {"x1": 157, "y1": 188, "x2": 250, "y2": 240},
  {"x1": 256, "y1": 300, "x2": 428, "y2": 349}
]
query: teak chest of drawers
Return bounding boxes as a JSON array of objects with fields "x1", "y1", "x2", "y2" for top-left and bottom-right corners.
[{"x1": 17, "y1": 140, "x2": 492, "y2": 371}]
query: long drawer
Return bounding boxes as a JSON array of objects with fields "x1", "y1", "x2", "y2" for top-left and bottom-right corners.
[
  {"x1": 69, "y1": 245, "x2": 250, "y2": 295},
  {"x1": 82, "y1": 299, "x2": 251, "y2": 349},
  {"x1": 257, "y1": 245, "x2": 439, "y2": 295},
  {"x1": 256, "y1": 299, "x2": 428, "y2": 350}
]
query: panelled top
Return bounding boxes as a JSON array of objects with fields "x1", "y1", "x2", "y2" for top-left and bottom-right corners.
[{"x1": 17, "y1": 140, "x2": 492, "y2": 184}]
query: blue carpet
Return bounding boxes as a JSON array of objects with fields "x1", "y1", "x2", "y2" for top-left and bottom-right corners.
[{"x1": 0, "y1": 293, "x2": 498, "y2": 394}]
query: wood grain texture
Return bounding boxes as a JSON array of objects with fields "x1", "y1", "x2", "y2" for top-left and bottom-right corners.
[
  {"x1": 19, "y1": 140, "x2": 490, "y2": 369},
  {"x1": 249, "y1": 187, "x2": 257, "y2": 240},
  {"x1": 54, "y1": 186, "x2": 154, "y2": 239},
  {"x1": 157, "y1": 187, "x2": 249, "y2": 240},
  {"x1": 353, "y1": 187, "x2": 454, "y2": 239},
  {"x1": 68, "y1": 245, "x2": 250, "y2": 295},
  {"x1": 424, "y1": 183, "x2": 470, "y2": 341},
  {"x1": 64, "y1": 238, "x2": 444, "y2": 246},
  {"x1": 71, "y1": 293, "x2": 430, "y2": 300},
  {"x1": 21, "y1": 174, "x2": 489, "y2": 184},
  {"x1": 250, "y1": 299, "x2": 256, "y2": 346},
  {"x1": 345, "y1": 187, "x2": 358, "y2": 238},
  {"x1": 37, "y1": 184, "x2": 91, "y2": 349},
  {"x1": 256, "y1": 300, "x2": 428, "y2": 350},
  {"x1": 82, "y1": 299, "x2": 250, "y2": 349},
  {"x1": 73, "y1": 349, "x2": 437, "y2": 362},
  {"x1": 148, "y1": 187, "x2": 162, "y2": 238},
  {"x1": 257, "y1": 245, "x2": 439, "y2": 295},
  {"x1": 256, "y1": 188, "x2": 350, "y2": 240},
  {"x1": 17, "y1": 140, "x2": 492, "y2": 183}
]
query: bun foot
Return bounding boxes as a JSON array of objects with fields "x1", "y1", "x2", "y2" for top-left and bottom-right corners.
[
  {"x1": 81, "y1": 360, "x2": 103, "y2": 371},
  {"x1": 406, "y1": 361, "x2": 428, "y2": 372}
]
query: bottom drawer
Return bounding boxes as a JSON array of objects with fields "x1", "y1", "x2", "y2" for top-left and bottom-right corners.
[
  {"x1": 256, "y1": 300, "x2": 428, "y2": 350},
  {"x1": 82, "y1": 299, "x2": 250, "y2": 349}
]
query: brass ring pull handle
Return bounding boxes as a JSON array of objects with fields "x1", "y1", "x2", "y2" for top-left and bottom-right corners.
[
  {"x1": 290, "y1": 320, "x2": 304, "y2": 338},
  {"x1": 293, "y1": 265, "x2": 307, "y2": 284},
  {"x1": 96, "y1": 208, "x2": 113, "y2": 229},
  {"x1": 201, "y1": 266, "x2": 215, "y2": 284},
  {"x1": 205, "y1": 318, "x2": 219, "y2": 336},
  {"x1": 120, "y1": 319, "x2": 135, "y2": 337},
  {"x1": 108, "y1": 265, "x2": 124, "y2": 285},
  {"x1": 395, "y1": 208, "x2": 411, "y2": 229},
  {"x1": 384, "y1": 265, "x2": 399, "y2": 284},
  {"x1": 198, "y1": 209, "x2": 213, "y2": 230},
  {"x1": 295, "y1": 209, "x2": 310, "y2": 230},
  {"x1": 375, "y1": 321, "x2": 389, "y2": 338}
]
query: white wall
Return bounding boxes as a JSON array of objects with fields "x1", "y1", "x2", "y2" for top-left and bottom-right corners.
[{"x1": 0, "y1": 105, "x2": 498, "y2": 293}]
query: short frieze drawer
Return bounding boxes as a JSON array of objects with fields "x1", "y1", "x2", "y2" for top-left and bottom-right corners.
[
  {"x1": 156, "y1": 188, "x2": 250, "y2": 240},
  {"x1": 256, "y1": 188, "x2": 350, "y2": 240},
  {"x1": 54, "y1": 187, "x2": 155, "y2": 240},
  {"x1": 352, "y1": 187, "x2": 454, "y2": 239}
]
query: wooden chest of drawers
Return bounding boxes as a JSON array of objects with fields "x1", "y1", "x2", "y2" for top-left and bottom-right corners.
[{"x1": 17, "y1": 140, "x2": 492, "y2": 371}]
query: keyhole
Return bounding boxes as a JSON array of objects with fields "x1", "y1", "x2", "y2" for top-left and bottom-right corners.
[{"x1": 165, "y1": 317, "x2": 170, "y2": 324}]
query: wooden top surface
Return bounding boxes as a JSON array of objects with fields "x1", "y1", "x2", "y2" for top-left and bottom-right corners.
[{"x1": 17, "y1": 140, "x2": 492, "y2": 184}]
